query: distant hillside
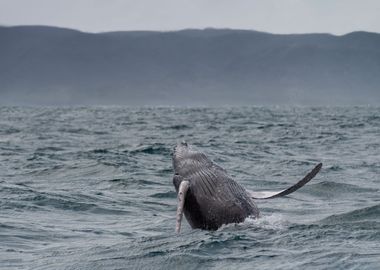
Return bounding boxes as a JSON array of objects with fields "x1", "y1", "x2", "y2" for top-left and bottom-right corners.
[{"x1": 0, "y1": 25, "x2": 380, "y2": 105}]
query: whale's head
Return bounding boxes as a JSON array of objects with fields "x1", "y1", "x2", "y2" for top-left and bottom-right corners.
[
  {"x1": 172, "y1": 141, "x2": 211, "y2": 178},
  {"x1": 172, "y1": 141, "x2": 191, "y2": 172}
]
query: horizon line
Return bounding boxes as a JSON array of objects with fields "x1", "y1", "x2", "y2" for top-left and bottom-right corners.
[{"x1": 1, "y1": 23, "x2": 379, "y2": 37}]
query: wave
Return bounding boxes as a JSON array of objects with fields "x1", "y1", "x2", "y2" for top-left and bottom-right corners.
[
  {"x1": 0, "y1": 127, "x2": 21, "y2": 135},
  {"x1": 304, "y1": 181, "x2": 376, "y2": 198},
  {"x1": 149, "y1": 191, "x2": 176, "y2": 199},
  {"x1": 321, "y1": 204, "x2": 380, "y2": 224},
  {"x1": 0, "y1": 183, "x2": 130, "y2": 215},
  {"x1": 167, "y1": 124, "x2": 191, "y2": 130},
  {"x1": 129, "y1": 143, "x2": 171, "y2": 155}
]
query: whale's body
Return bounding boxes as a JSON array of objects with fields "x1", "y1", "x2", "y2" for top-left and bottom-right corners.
[{"x1": 173, "y1": 143, "x2": 259, "y2": 230}]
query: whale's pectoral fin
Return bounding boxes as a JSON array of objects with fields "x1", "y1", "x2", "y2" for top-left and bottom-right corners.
[
  {"x1": 248, "y1": 163, "x2": 322, "y2": 200},
  {"x1": 175, "y1": 180, "x2": 190, "y2": 233}
]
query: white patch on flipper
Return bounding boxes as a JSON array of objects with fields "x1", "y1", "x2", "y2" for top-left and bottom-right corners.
[{"x1": 175, "y1": 180, "x2": 190, "y2": 233}]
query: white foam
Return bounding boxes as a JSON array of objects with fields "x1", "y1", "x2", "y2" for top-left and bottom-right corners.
[
  {"x1": 244, "y1": 213, "x2": 289, "y2": 230},
  {"x1": 217, "y1": 213, "x2": 290, "y2": 232}
]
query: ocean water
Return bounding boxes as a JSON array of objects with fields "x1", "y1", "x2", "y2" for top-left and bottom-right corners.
[{"x1": 0, "y1": 106, "x2": 379, "y2": 270}]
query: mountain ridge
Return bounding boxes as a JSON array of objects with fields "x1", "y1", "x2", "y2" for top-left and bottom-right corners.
[{"x1": 1, "y1": 25, "x2": 380, "y2": 105}]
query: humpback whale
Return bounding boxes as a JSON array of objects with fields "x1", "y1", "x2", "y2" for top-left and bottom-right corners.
[{"x1": 172, "y1": 142, "x2": 322, "y2": 233}]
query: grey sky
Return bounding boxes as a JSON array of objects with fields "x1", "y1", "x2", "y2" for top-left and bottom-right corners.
[{"x1": 0, "y1": 0, "x2": 379, "y2": 34}]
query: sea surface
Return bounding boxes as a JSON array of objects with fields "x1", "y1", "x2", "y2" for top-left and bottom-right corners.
[{"x1": 0, "y1": 106, "x2": 379, "y2": 270}]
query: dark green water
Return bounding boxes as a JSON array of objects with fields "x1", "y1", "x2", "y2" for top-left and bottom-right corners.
[{"x1": 0, "y1": 106, "x2": 379, "y2": 270}]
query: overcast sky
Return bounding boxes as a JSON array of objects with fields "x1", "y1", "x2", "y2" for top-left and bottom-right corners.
[{"x1": 0, "y1": 0, "x2": 379, "y2": 34}]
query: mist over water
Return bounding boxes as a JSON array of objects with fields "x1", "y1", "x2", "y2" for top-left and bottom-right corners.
[{"x1": 0, "y1": 106, "x2": 379, "y2": 269}]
